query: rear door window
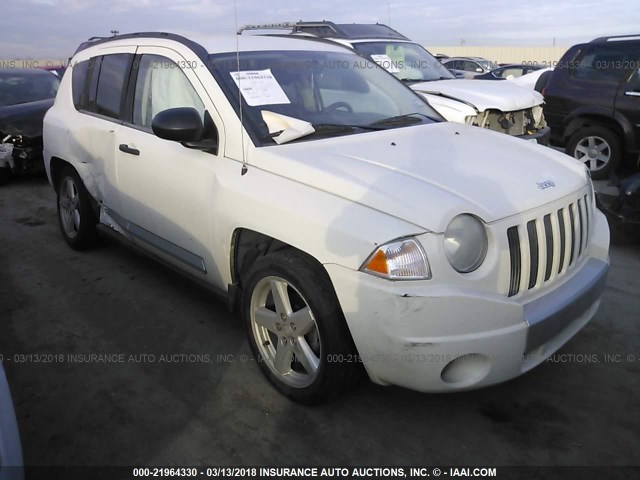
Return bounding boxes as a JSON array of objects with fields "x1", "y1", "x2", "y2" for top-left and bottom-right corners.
[
  {"x1": 464, "y1": 61, "x2": 479, "y2": 72},
  {"x1": 95, "y1": 53, "x2": 133, "y2": 119}
]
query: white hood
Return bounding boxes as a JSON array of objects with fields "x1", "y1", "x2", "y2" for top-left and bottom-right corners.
[
  {"x1": 410, "y1": 79, "x2": 544, "y2": 112},
  {"x1": 254, "y1": 122, "x2": 587, "y2": 232}
]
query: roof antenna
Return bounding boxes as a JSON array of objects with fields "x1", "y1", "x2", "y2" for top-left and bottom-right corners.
[{"x1": 233, "y1": 0, "x2": 248, "y2": 176}]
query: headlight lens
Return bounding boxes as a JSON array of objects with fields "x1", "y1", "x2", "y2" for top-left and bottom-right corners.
[
  {"x1": 443, "y1": 214, "x2": 488, "y2": 273},
  {"x1": 361, "y1": 238, "x2": 431, "y2": 280}
]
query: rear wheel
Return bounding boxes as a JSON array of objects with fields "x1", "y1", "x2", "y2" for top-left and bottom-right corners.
[
  {"x1": 566, "y1": 126, "x2": 621, "y2": 180},
  {"x1": 242, "y1": 249, "x2": 358, "y2": 403},
  {"x1": 56, "y1": 166, "x2": 98, "y2": 250}
]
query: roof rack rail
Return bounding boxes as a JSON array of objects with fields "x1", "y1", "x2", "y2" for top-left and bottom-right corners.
[
  {"x1": 237, "y1": 22, "x2": 298, "y2": 34},
  {"x1": 238, "y1": 20, "x2": 409, "y2": 41},
  {"x1": 591, "y1": 34, "x2": 640, "y2": 43},
  {"x1": 73, "y1": 32, "x2": 209, "y2": 60}
]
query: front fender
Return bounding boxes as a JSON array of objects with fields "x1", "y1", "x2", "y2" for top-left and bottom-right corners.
[{"x1": 212, "y1": 159, "x2": 427, "y2": 285}]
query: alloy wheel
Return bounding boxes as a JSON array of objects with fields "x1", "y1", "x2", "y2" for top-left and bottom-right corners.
[
  {"x1": 250, "y1": 276, "x2": 322, "y2": 388},
  {"x1": 59, "y1": 176, "x2": 81, "y2": 239},
  {"x1": 574, "y1": 135, "x2": 611, "y2": 172}
]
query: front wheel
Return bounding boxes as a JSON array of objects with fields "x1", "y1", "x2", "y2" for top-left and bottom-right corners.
[
  {"x1": 56, "y1": 166, "x2": 98, "y2": 250},
  {"x1": 242, "y1": 249, "x2": 359, "y2": 403},
  {"x1": 566, "y1": 126, "x2": 621, "y2": 180}
]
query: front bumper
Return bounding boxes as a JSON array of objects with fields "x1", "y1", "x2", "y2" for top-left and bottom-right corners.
[
  {"x1": 517, "y1": 125, "x2": 551, "y2": 145},
  {"x1": 325, "y1": 210, "x2": 609, "y2": 393},
  {"x1": 524, "y1": 258, "x2": 607, "y2": 351}
]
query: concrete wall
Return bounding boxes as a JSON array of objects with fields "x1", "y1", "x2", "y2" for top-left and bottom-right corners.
[
  {"x1": 0, "y1": 59, "x2": 67, "y2": 69},
  {"x1": 426, "y1": 46, "x2": 569, "y2": 65}
]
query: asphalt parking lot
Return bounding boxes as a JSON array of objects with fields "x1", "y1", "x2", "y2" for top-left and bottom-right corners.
[{"x1": 1, "y1": 175, "x2": 639, "y2": 469}]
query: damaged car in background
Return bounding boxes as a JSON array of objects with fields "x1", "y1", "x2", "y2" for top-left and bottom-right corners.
[
  {"x1": 0, "y1": 68, "x2": 60, "y2": 184},
  {"x1": 240, "y1": 21, "x2": 550, "y2": 144}
]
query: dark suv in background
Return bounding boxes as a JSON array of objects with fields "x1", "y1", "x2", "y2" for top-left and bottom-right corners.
[{"x1": 543, "y1": 34, "x2": 640, "y2": 179}]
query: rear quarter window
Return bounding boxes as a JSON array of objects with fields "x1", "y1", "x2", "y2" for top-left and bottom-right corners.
[{"x1": 570, "y1": 44, "x2": 639, "y2": 82}]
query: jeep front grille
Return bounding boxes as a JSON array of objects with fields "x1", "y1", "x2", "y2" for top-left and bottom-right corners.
[{"x1": 507, "y1": 194, "x2": 592, "y2": 297}]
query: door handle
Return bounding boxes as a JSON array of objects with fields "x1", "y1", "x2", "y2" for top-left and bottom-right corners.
[
  {"x1": 119, "y1": 144, "x2": 140, "y2": 156},
  {"x1": 625, "y1": 91, "x2": 640, "y2": 97}
]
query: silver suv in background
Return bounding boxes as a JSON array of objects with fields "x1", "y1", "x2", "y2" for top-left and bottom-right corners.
[{"x1": 442, "y1": 57, "x2": 497, "y2": 79}]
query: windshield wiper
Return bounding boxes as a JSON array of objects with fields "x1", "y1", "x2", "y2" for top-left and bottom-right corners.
[
  {"x1": 288, "y1": 123, "x2": 385, "y2": 141},
  {"x1": 400, "y1": 76, "x2": 452, "y2": 83},
  {"x1": 261, "y1": 123, "x2": 384, "y2": 144},
  {"x1": 313, "y1": 123, "x2": 386, "y2": 131},
  {"x1": 368, "y1": 112, "x2": 436, "y2": 127}
]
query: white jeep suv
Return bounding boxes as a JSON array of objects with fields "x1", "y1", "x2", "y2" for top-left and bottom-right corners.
[{"x1": 44, "y1": 32, "x2": 609, "y2": 403}]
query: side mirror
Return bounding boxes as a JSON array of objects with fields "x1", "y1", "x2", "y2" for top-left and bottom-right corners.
[
  {"x1": 475, "y1": 67, "x2": 483, "y2": 73},
  {"x1": 152, "y1": 107, "x2": 203, "y2": 142}
]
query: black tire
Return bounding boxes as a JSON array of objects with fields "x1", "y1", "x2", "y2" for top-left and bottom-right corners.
[
  {"x1": 0, "y1": 167, "x2": 10, "y2": 186},
  {"x1": 56, "y1": 166, "x2": 98, "y2": 250},
  {"x1": 241, "y1": 248, "x2": 359, "y2": 404},
  {"x1": 566, "y1": 126, "x2": 621, "y2": 180}
]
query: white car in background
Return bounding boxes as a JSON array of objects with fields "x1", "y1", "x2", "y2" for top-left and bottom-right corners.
[
  {"x1": 509, "y1": 67, "x2": 554, "y2": 91},
  {"x1": 44, "y1": 32, "x2": 608, "y2": 403},
  {"x1": 240, "y1": 21, "x2": 550, "y2": 144}
]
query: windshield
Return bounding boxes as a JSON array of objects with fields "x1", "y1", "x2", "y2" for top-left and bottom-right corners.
[
  {"x1": 0, "y1": 71, "x2": 60, "y2": 107},
  {"x1": 353, "y1": 42, "x2": 455, "y2": 82},
  {"x1": 209, "y1": 50, "x2": 440, "y2": 145}
]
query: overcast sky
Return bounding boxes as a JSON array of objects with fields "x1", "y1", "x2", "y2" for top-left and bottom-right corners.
[{"x1": 1, "y1": 0, "x2": 638, "y2": 58}]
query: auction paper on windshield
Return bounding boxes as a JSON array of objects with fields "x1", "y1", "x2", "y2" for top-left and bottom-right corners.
[
  {"x1": 370, "y1": 54, "x2": 400, "y2": 73},
  {"x1": 230, "y1": 69, "x2": 291, "y2": 107}
]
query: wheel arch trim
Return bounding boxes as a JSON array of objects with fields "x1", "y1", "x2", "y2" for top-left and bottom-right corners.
[{"x1": 563, "y1": 109, "x2": 634, "y2": 151}]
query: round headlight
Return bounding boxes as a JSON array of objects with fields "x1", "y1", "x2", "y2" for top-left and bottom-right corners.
[{"x1": 443, "y1": 214, "x2": 487, "y2": 273}]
